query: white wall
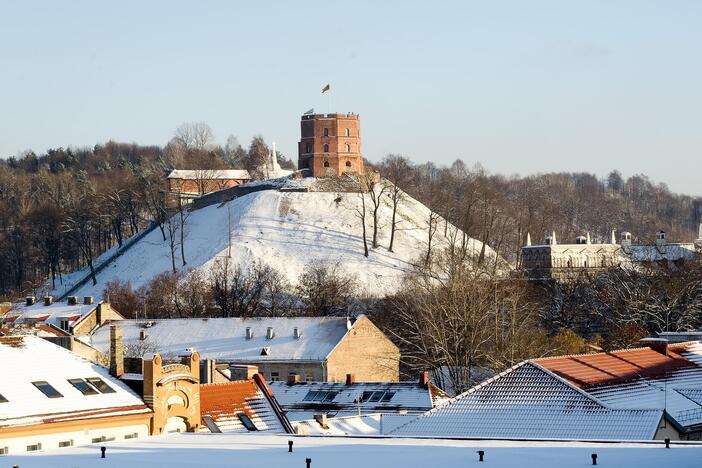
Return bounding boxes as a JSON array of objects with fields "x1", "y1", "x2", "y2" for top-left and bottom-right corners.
[{"x1": 0, "y1": 423, "x2": 149, "y2": 456}]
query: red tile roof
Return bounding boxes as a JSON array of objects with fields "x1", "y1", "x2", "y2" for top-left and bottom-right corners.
[{"x1": 534, "y1": 342, "x2": 697, "y2": 388}]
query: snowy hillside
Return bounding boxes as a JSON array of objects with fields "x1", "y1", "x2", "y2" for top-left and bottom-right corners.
[{"x1": 49, "y1": 180, "x2": 495, "y2": 299}]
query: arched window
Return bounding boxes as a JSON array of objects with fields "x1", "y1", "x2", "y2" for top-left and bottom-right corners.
[
  {"x1": 345, "y1": 144, "x2": 351, "y2": 152},
  {"x1": 324, "y1": 160, "x2": 330, "y2": 167},
  {"x1": 345, "y1": 161, "x2": 352, "y2": 167},
  {"x1": 323, "y1": 128, "x2": 329, "y2": 137},
  {"x1": 323, "y1": 144, "x2": 329, "y2": 152},
  {"x1": 345, "y1": 128, "x2": 350, "y2": 136}
]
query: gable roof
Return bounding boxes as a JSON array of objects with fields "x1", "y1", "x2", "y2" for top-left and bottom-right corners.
[
  {"x1": 0, "y1": 335, "x2": 150, "y2": 429},
  {"x1": 269, "y1": 381, "x2": 439, "y2": 421},
  {"x1": 89, "y1": 317, "x2": 353, "y2": 362},
  {"x1": 390, "y1": 362, "x2": 661, "y2": 440},
  {"x1": 200, "y1": 375, "x2": 291, "y2": 433},
  {"x1": 3, "y1": 300, "x2": 100, "y2": 333},
  {"x1": 533, "y1": 343, "x2": 696, "y2": 388},
  {"x1": 535, "y1": 342, "x2": 702, "y2": 433}
]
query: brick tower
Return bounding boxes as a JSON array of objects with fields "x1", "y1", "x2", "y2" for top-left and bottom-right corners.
[{"x1": 298, "y1": 113, "x2": 364, "y2": 177}]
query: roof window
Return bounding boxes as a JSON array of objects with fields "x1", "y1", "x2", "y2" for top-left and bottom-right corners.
[
  {"x1": 302, "y1": 390, "x2": 338, "y2": 402},
  {"x1": 86, "y1": 377, "x2": 116, "y2": 394},
  {"x1": 237, "y1": 413, "x2": 258, "y2": 431},
  {"x1": 355, "y1": 390, "x2": 396, "y2": 403},
  {"x1": 68, "y1": 378, "x2": 98, "y2": 395},
  {"x1": 32, "y1": 381, "x2": 63, "y2": 399}
]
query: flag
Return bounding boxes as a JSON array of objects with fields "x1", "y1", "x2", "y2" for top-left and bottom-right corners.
[
  {"x1": 322, "y1": 83, "x2": 330, "y2": 93},
  {"x1": 303, "y1": 108, "x2": 314, "y2": 115}
]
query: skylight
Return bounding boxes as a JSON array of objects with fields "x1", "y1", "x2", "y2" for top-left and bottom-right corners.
[
  {"x1": 237, "y1": 413, "x2": 258, "y2": 431},
  {"x1": 32, "y1": 381, "x2": 63, "y2": 398},
  {"x1": 0, "y1": 392, "x2": 8, "y2": 403},
  {"x1": 302, "y1": 390, "x2": 338, "y2": 402},
  {"x1": 68, "y1": 378, "x2": 98, "y2": 395},
  {"x1": 86, "y1": 377, "x2": 116, "y2": 394},
  {"x1": 356, "y1": 390, "x2": 396, "y2": 403}
]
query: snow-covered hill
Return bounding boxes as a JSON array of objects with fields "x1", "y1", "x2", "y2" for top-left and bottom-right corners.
[{"x1": 50, "y1": 180, "x2": 495, "y2": 298}]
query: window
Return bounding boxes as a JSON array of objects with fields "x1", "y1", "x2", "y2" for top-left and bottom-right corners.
[
  {"x1": 68, "y1": 378, "x2": 98, "y2": 395},
  {"x1": 124, "y1": 433, "x2": 139, "y2": 440},
  {"x1": 302, "y1": 390, "x2": 338, "y2": 402},
  {"x1": 237, "y1": 413, "x2": 258, "y2": 431},
  {"x1": 345, "y1": 128, "x2": 350, "y2": 136},
  {"x1": 345, "y1": 161, "x2": 352, "y2": 168},
  {"x1": 345, "y1": 144, "x2": 350, "y2": 152},
  {"x1": 323, "y1": 160, "x2": 330, "y2": 168},
  {"x1": 305, "y1": 143, "x2": 311, "y2": 153},
  {"x1": 323, "y1": 144, "x2": 329, "y2": 152},
  {"x1": 355, "y1": 390, "x2": 396, "y2": 403},
  {"x1": 26, "y1": 443, "x2": 42, "y2": 452},
  {"x1": 92, "y1": 436, "x2": 106, "y2": 443},
  {"x1": 58, "y1": 440, "x2": 73, "y2": 448},
  {"x1": 59, "y1": 319, "x2": 70, "y2": 331},
  {"x1": 33, "y1": 381, "x2": 63, "y2": 398},
  {"x1": 86, "y1": 377, "x2": 116, "y2": 394},
  {"x1": 270, "y1": 372, "x2": 280, "y2": 382},
  {"x1": 323, "y1": 128, "x2": 329, "y2": 137},
  {"x1": 0, "y1": 446, "x2": 8, "y2": 455},
  {"x1": 0, "y1": 393, "x2": 7, "y2": 403}
]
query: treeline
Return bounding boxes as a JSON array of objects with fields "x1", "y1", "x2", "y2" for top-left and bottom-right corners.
[
  {"x1": 377, "y1": 156, "x2": 702, "y2": 266},
  {"x1": 0, "y1": 123, "x2": 293, "y2": 299}
]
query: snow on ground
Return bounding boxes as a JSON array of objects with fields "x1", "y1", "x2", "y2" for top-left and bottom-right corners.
[
  {"x1": 4, "y1": 433, "x2": 701, "y2": 468},
  {"x1": 49, "y1": 181, "x2": 494, "y2": 299}
]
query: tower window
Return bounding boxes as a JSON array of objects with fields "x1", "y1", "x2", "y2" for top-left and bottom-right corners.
[
  {"x1": 324, "y1": 160, "x2": 330, "y2": 167},
  {"x1": 346, "y1": 144, "x2": 351, "y2": 152},
  {"x1": 323, "y1": 128, "x2": 329, "y2": 137},
  {"x1": 345, "y1": 161, "x2": 352, "y2": 167},
  {"x1": 323, "y1": 144, "x2": 329, "y2": 152},
  {"x1": 345, "y1": 128, "x2": 350, "y2": 136},
  {"x1": 305, "y1": 143, "x2": 310, "y2": 153}
]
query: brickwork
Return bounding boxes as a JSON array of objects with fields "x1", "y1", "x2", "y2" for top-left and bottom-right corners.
[{"x1": 298, "y1": 113, "x2": 365, "y2": 177}]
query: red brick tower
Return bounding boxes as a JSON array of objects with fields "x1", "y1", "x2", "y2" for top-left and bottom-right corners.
[{"x1": 298, "y1": 113, "x2": 364, "y2": 177}]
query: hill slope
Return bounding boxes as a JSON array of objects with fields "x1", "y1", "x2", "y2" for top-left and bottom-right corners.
[{"x1": 50, "y1": 182, "x2": 495, "y2": 298}]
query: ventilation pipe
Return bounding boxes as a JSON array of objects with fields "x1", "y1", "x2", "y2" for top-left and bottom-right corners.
[
  {"x1": 293, "y1": 327, "x2": 301, "y2": 339},
  {"x1": 266, "y1": 327, "x2": 275, "y2": 340},
  {"x1": 245, "y1": 327, "x2": 253, "y2": 340}
]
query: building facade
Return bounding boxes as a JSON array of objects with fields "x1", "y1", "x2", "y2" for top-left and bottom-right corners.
[{"x1": 298, "y1": 113, "x2": 364, "y2": 177}]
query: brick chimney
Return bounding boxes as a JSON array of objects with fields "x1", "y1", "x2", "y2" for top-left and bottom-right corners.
[
  {"x1": 25, "y1": 296, "x2": 36, "y2": 306},
  {"x1": 83, "y1": 296, "x2": 94, "y2": 305},
  {"x1": 43, "y1": 296, "x2": 53, "y2": 306},
  {"x1": 345, "y1": 373, "x2": 355, "y2": 385},
  {"x1": 67, "y1": 296, "x2": 78, "y2": 305},
  {"x1": 109, "y1": 324, "x2": 124, "y2": 377},
  {"x1": 419, "y1": 371, "x2": 430, "y2": 387},
  {"x1": 640, "y1": 337, "x2": 668, "y2": 356}
]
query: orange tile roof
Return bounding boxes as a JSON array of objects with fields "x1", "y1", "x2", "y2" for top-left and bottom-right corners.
[
  {"x1": 200, "y1": 380, "x2": 262, "y2": 423},
  {"x1": 533, "y1": 342, "x2": 697, "y2": 388}
]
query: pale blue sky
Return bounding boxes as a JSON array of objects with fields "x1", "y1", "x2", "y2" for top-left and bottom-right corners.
[{"x1": 1, "y1": 1, "x2": 700, "y2": 194}]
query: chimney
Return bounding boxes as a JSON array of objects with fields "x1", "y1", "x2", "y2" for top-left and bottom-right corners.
[
  {"x1": 345, "y1": 373, "x2": 355, "y2": 385},
  {"x1": 293, "y1": 327, "x2": 301, "y2": 339},
  {"x1": 139, "y1": 329, "x2": 147, "y2": 341},
  {"x1": 419, "y1": 371, "x2": 430, "y2": 387},
  {"x1": 229, "y1": 365, "x2": 259, "y2": 381},
  {"x1": 109, "y1": 325, "x2": 124, "y2": 377},
  {"x1": 83, "y1": 296, "x2": 94, "y2": 305},
  {"x1": 67, "y1": 296, "x2": 78, "y2": 306},
  {"x1": 640, "y1": 337, "x2": 668, "y2": 356},
  {"x1": 25, "y1": 296, "x2": 36, "y2": 306},
  {"x1": 43, "y1": 296, "x2": 53, "y2": 306},
  {"x1": 287, "y1": 374, "x2": 301, "y2": 386},
  {"x1": 655, "y1": 230, "x2": 667, "y2": 247},
  {"x1": 245, "y1": 327, "x2": 253, "y2": 340},
  {"x1": 266, "y1": 327, "x2": 275, "y2": 340},
  {"x1": 314, "y1": 413, "x2": 328, "y2": 428}
]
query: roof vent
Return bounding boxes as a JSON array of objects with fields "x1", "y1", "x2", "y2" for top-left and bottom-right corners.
[
  {"x1": 83, "y1": 296, "x2": 94, "y2": 305},
  {"x1": 293, "y1": 327, "x2": 301, "y2": 339},
  {"x1": 261, "y1": 347, "x2": 271, "y2": 356},
  {"x1": 245, "y1": 327, "x2": 253, "y2": 340},
  {"x1": 67, "y1": 296, "x2": 78, "y2": 305},
  {"x1": 266, "y1": 327, "x2": 275, "y2": 340},
  {"x1": 25, "y1": 296, "x2": 36, "y2": 306},
  {"x1": 43, "y1": 296, "x2": 53, "y2": 306}
]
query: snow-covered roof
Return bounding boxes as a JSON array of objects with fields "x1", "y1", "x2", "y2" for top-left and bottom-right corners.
[
  {"x1": 4, "y1": 432, "x2": 699, "y2": 467},
  {"x1": 167, "y1": 169, "x2": 251, "y2": 180},
  {"x1": 269, "y1": 381, "x2": 438, "y2": 421},
  {"x1": 3, "y1": 300, "x2": 98, "y2": 330},
  {"x1": 293, "y1": 412, "x2": 416, "y2": 435},
  {"x1": 625, "y1": 243, "x2": 697, "y2": 263},
  {"x1": 200, "y1": 379, "x2": 288, "y2": 433},
  {"x1": 0, "y1": 335, "x2": 150, "y2": 428},
  {"x1": 391, "y1": 362, "x2": 662, "y2": 440},
  {"x1": 89, "y1": 317, "x2": 353, "y2": 362},
  {"x1": 536, "y1": 342, "x2": 702, "y2": 432}
]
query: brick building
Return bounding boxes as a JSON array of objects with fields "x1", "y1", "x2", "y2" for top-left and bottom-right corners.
[{"x1": 298, "y1": 113, "x2": 364, "y2": 177}]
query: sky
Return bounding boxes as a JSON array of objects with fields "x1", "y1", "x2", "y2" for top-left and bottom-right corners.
[{"x1": 0, "y1": 1, "x2": 700, "y2": 195}]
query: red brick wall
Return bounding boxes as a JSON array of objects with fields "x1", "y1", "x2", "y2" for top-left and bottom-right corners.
[{"x1": 298, "y1": 113, "x2": 365, "y2": 177}]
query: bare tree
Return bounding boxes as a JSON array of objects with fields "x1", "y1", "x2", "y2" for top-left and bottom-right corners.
[
  {"x1": 296, "y1": 261, "x2": 360, "y2": 315},
  {"x1": 173, "y1": 122, "x2": 214, "y2": 152},
  {"x1": 355, "y1": 175, "x2": 370, "y2": 258},
  {"x1": 380, "y1": 154, "x2": 411, "y2": 252}
]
